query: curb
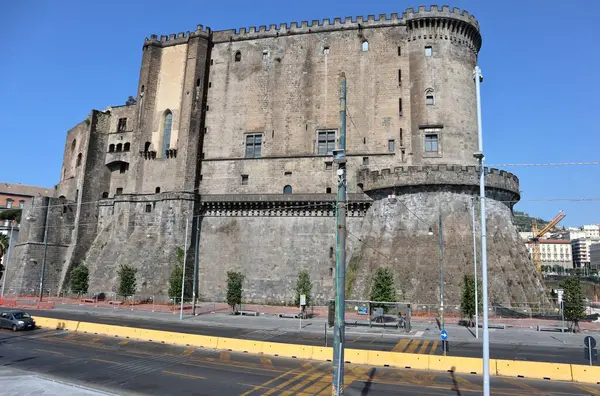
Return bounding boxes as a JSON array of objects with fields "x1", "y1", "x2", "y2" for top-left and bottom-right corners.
[{"x1": 33, "y1": 316, "x2": 600, "y2": 385}]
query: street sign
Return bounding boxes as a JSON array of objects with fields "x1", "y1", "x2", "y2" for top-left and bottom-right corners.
[
  {"x1": 300, "y1": 294, "x2": 306, "y2": 306},
  {"x1": 441, "y1": 329, "x2": 448, "y2": 341},
  {"x1": 557, "y1": 289, "x2": 564, "y2": 304},
  {"x1": 585, "y1": 336, "x2": 597, "y2": 349}
]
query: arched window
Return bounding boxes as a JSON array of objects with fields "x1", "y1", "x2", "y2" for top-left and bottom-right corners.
[
  {"x1": 361, "y1": 40, "x2": 369, "y2": 52},
  {"x1": 116, "y1": 143, "x2": 122, "y2": 152},
  {"x1": 71, "y1": 139, "x2": 76, "y2": 152},
  {"x1": 123, "y1": 142, "x2": 130, "y2": 152},
  {"x1": 162, "y1": 110, "x2": 173, "y2": 155},
  {"x1": 155, "y1": 187, "x2": 161, "y2": 193},
  {"x1": 76, "y1": 153, "x2": 82, "y2": 167},
  {"x1": 109, "y1": 144, "x2": 115, "y2": 152},
  {"x1": 425, "y1": 88, "x2": 435, "y2": 106},
  {"x1": 144, "y1": 141, "x2": 151, "y2": 152},
  {"x1": 283, "y1": 185, "x2": 292, "y2": 194},
  {"x1": 234, "y1": 51, "x2": 241, "y2": 62}
]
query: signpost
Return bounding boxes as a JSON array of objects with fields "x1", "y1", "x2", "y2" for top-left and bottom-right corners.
[
  {"x1": 441, "y1": 329, "x2": 448, "y2": 355},
  {"x1": 300, "y1": 294, "x2": 306, "y2": 330},
  {"x1": 585, "y1": 336, "x2": 597, "y2": 366},
  {"x1": 556, "y1": 289, "x2": 565, "y2": 331}
]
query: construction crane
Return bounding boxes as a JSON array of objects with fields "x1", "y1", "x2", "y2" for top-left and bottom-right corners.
[{"x1": 530, "y1": 210, "x2": 566, "y2": 273}]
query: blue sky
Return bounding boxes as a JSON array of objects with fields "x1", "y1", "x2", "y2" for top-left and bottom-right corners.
[{"x1": 2, "y1": 1, "x2": 598, "y2": 227}]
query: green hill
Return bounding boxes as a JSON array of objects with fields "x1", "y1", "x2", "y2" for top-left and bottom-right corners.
[{"x1": 513, "y1": 211, "x2": 550, "y2": 233}]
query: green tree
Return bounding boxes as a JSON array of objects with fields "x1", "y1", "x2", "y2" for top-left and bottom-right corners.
[
  {"x1": 125, "y1": 96, "x2": 137, "y2": 106},
  {"x1": 294, "y1": 269, "x2": 313, "y2": 318},
  {"x1": 168, "y1": 247, "x2": 192, "y2": 303},
  {"x1": 70, "y1": 263, "x2": 89, "y2": 294},
  {"x1": 370, "y1": 268, "x2": 396, "y2": 313},
  {"x1": 117, "y1": 264, "x2": 137, "y2": 298},
  {"x1": 460, "y1": 274, "x2": 482, "y2": 327},
  {"x1": 561, "y1": 276, "x2": 585, "y2": 332},
  {"x1": 226, "y1": 271, "x2": 244, "y2": 314},
  {"x1": 0, "y1": 209, "x2": 21, "y2": 223}
]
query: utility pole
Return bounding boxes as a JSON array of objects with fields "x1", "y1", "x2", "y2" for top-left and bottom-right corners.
[
  {"x1": 39, "y1": 198, "x2": 51, "y2": 302},
  {"x1": 473, "y1": 65, "x2": 490, "y2": 395},
  {"x1": 180, "y1": 216, "x2": 189, "y2": 320},
  {"x1": 471, "y1": 198, "x2": 479, "y2": 339},
  {"x1": 1, "y1": 220, "x2": 16, "y2": 298},
  {"x1": 332, "y1": 72, "x2": 347, "y2": 396},
  {"x1": 192, "y1": 213, "x2": 200, "y2": 316},
  {"x1": 438, "y1": 211, "x2": 445, "y2": 355}
]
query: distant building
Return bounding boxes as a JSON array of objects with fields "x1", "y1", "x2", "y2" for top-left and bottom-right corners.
[
  {"x1": 590, "y1": 243, "x2": 600, "y2": 270},
  {"x1": 565, "y1": 225, "x2": 600, "y2": 241},
  {"x1": 0, "y1": 182, "x2": 53, "y2": 236},
  {"x1": 571, "y1": 237, "x2": 600, "y2": 269},
  {"x1": 525, "y1": 239, "x2": 572, "y2": 270}
]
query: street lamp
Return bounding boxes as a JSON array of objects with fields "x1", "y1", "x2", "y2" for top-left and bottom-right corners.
[{"x1": 428, "y1": 213, "x2": 446, "y2": 355}]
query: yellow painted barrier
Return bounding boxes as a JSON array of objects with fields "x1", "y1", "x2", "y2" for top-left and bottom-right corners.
[
  {"x1": 429, "y1": 355, "x2": 496, "y2": 376},
  {"x1": 34, "y1": 317, "x2": 80, "y2": 331},
  {"x1": 217, "y1": 338, "x2": 264, "y2": 354},
  {"x1": 185, "y1": 334, "x2": 219, "y2": 349},
  {"x1": 366, "y1": 350, "x2": 428, "y2": 370},
  {"x1": 77, "y1": 321, "x2": 111, "y2": 335},
  {"x1": 262, "y1": 342, "x2": 313, "y2": 360},
  {"x1": 312, "y1": 347, "x2": 333, "y2": 362},
  {"x1": 571, "y1": 364, "x2": 600, "y2": 384},
  {"x1": 344, "y1": 348, "x2": 369, "y2": 365},
  {"x1": 496, "y1": 359, "x2": 573, "y2": 381}
]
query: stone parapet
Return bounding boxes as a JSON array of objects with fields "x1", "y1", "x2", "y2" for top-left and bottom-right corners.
[{"x1": 356, "y1": 164, "x2": 520, "y2": 199}]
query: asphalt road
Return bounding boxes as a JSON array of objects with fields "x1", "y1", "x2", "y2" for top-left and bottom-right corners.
[
  {"x1": 17, "y1": 308, "x2": 594, "y2": 366},
  {"x1": 1, "y1": 328, "x2": 598, "y2": 396}
]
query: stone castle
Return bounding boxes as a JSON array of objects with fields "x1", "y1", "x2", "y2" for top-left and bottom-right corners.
[{"x1": 6, "y1": 5, "x2": 549, "y2": 306}]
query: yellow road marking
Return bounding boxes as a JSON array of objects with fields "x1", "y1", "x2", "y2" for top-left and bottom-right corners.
[
  {"x1": 260, "y1": 357, "x2": 273, "y2": 367},
  {"x1": 261, "y1": 363, "x2": 323, "y2": 396},
  {"x1": 575, "y1": 385, "x2": 600, "y2": 396},
  {"x1": 283, "y1": 370, "x2": 324, "y2": 394},
  {"x1": 415, "y1": 340, "x2": 430, "y2": 354},
  {"x1": 118, "y1": 340, "x2": 129, "y2": 345},
  {"x1": 162, "y1": 370, "x2": 206, "y2": 380},
  {"x1": 500, "y1": 378, "x2": 549, "y2": 395},
  {"x1": 35, "y1": 348, "x2": 63, "y2": 355},
  {"x1": 93, "y1": 358, "x2": 119, "y2": 364},
  {"x1": 352, "y1": 336, "x2": 362, "y2": 343},
  {"x1": 296, "y1": 372, "x2": 330, "y2": 394},
  {"x1": 240, "y1": 364, "x2": 312, "y2": 396},
  {"x1": 182, "y1": 348, "x2": 195, "y2": 357},
  {"x1": 392, "y1": 338, "x2": 410, "y2": 352},
  {"x1": 429, "y1": 340, "x2": 439, "y2": 354},
  {"x1": 405, "y1": 340, "x2": 420, "y2": 354}
]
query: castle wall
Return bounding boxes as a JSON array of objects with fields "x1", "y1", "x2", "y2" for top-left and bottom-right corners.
[{"x1": 56, "y1": 121, "x2": 90, "y2": 201}]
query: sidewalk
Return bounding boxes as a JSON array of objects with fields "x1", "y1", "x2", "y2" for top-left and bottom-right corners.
[
  {"x1": 30, "y1": 302, "x2": 600, "y2": 349},
  {"x1": 0, "y1": 367, "x2": 120, "y2": 396}
]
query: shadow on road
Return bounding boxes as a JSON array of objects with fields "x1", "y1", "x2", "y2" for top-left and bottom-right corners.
[
  {"x1": 450, "y1": 367, "x2": 461, "y2": 396},
  {"x1": 360, "y1": 367, "x2": 376, "y2": 395}
]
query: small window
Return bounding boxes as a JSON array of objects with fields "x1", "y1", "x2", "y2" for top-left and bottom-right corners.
[
  {"x1": 196, "y1": 78, "x2": 200, "y2": 87},
  {"x1": 162, "y1": 110, "x2": 173, "y2": 154},
  {"x1": 124, "y1": 142, "x2": 130, "y2": 152},
  {"x1": 361, "y1": 40, "x2": 369, "y2": 52},
  {"x1": 317, "y1": 130, "x2": 336, "y2": 155},
  {"x1": 326, "y1": 187, "x2": 332, "y2": 194},
  {"x1": 208, "y1": 82, "x2": 212, "y2": 88},
  {"x1": 76, "y1": 153, "x2": 82, "y2": 167},
  {"x1": 283, "y1": 185, "x2": 292, "y2": 194},
  {"x1": 397, "y1": 46, "x2": 402, "y2": 56},
  {"x1": 363, "y1": 157, "x2": 369, "y2": 165},
  {"x1": 117, "y1": 118, "x2": 127, "y2": 132},
  {"x1": 329, "y1": 247, "x2": 334, "y2": 258},
  {"x1": 116, "y1": 143, "x2": 122, "y2": 152},
  {"x1": 245, "y1": 134, "x2": 262, "y2": 158},
  {"x1": 102, "y1": 192, "x2": 109, "y2": 199},
  {"x1": 425, "y1": 134, "x2": 439, "y2": 153},
  {"x1": 109, "y1": 144, "x2": 115, "y2": 153},
  {"x1": 325, "y1": 162, "x2": 332, "y2": 170},
  {"x1": 329, "y1": 268, "x2": 333, "y2": 277},
  {"x1": 145, "y1": 204, "x2": 152, "y2": 213},
  {"x1": 19, "y1": 200, "x2": 25, "y2": 208},
  {"x1": 155, "y1": 187, "x2": 161, "y2": 193},
  {"x1": 210, "y1": 59, "x2": 213, "y2": 65},
  {"x1": 141, "y1": 85, "x2": 145, "y2": 93},
  {"x1": 425, "y1": 46, "x2": 432, "y2": 57},
  {"x1": 63, "y1": 205, "x2": 67, "y2": 214},
  {"x1": 241, "y1": 175, "x2": 249, "y2": 185},
  {"x1": 323, "y1": 46, "x2": 330, "y2": 55},
  {"x1": 284, "y1": 171, "x2": 292, "y2": 176},
  {"x1": 398, "y1": 70, "x2": 402, "y2": 86},
  {"x1": 116, "y1": 188, "x2": 123, "y2": 195},
  {"x1": 357, "y1": 183, "x2": 364, "y2": 191},
  {"x1": 144, "y1": 141, "x2": 151, "y2": 152},
  {"x1": 119, "y1": 162, "x2": 129, "y2": 174},
  {"x1": 6, "y1": 199, "x2": 13, "y2": 209},
  {"x1": 399, "y1": 128, "x2": 403, "y2": 146},
  {"x1": 71, "y1": 139, "x2": 76, "y2": 152},
  {"x1": 235, "y1": 51, "x2": 241, "y2": 62},
  {"x1": 426, "y1": 95, "x2": 434, "y2": 105},
  {"x1": 262, "y1": 50, "x2": 269, "y2": 60},
  {"x1": 388, "y1": 139, "x2": 395, "y2": 153},
  {"x1": 398, "y1": 98, "x2": 403, "y2": 114}
]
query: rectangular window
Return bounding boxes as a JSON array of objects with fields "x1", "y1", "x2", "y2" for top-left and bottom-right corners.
[
  {"x1": 426, "y1": 95, "x2": 434, "y2": 105},
  {"x1": 424, "y1": 134, "x2": 438, "y2": 153},
  {"x1": 323, "y1": 46, "x2": 330, "y2": 55},
  {"x1": 6, "y1": 199, "x2": 12, "y2": 209},
  {"x1": 399, "y1": 128, "x2": 403, "y2": 146},
  {"x1": 362, "y1": 157, "x2": 369, "y2": 165},
  {"x1": 119, "y1": 163, "x2": 129, "y2": 174},
  {"x1": 19, "y1": 200, "x2": 24, "y2": 208},
  {"x1": 398, "y1": 98, "x2": 403, "y2": 115},
  {"x1": 317, "y1": 130, "x2": 336, "y2": 155},
  {"x1": 245, "y1": 134, "x2": 262, "y2": 158},
  {"x1": 262, "y1": 50, "x2": 269, "y2": 60},
  {"x1": 241, "y1": 175, "x2": 249, "y2": 185},
  {"x1": 398, "y1": 46, "x2": 401, "y2": 56},
  {"x1": 398, "y1": 69, "x2": 402, "y2": 86},
  {"x1": 145, "y1": 204, "x2": 152, "y2": 213},
  {"x1": 388, "y1": 139, "x2": 395, "y2": 153},
  {"x1": 116, "y1": 188, "x2": 123, "y2": 195},
  {"x1": 325, "y1": 162, "x2": 332, "y2": 170},
  {"x1": 117, "y1": 118, "x2": 127, "y2": 132},
  {"x1": 425, "y1": 46, "x2": 432, "y2": 57}
]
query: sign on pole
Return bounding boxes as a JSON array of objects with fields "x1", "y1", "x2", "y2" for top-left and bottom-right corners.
[
  {"x1": 557, "y1": 289, "x2": 564, "y2": 304},
  {"x1": 300, "y1": 294, "x2": 306, "y2": 306},
  {"x1": 441, "y1": 329, "x2": 448, "y2": 341},
  {"x1": 585, "y1": 336, "x2": 598, "y2": 366}
]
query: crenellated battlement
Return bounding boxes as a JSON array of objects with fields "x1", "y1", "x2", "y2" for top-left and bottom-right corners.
[
  {"x1": 356, "y1": 164, "x2": 520, "y2": 200},
  {"x1": 144, "y1": 24, "x2": 212, "y2": 48},
  {"x1": 144, "y1": 5, "x2": 480, "y2": 45}
]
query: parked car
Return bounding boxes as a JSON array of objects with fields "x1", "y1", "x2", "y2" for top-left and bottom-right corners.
[{"x1": 0, "y1": 310, "x2": 36, "y2": 331}]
